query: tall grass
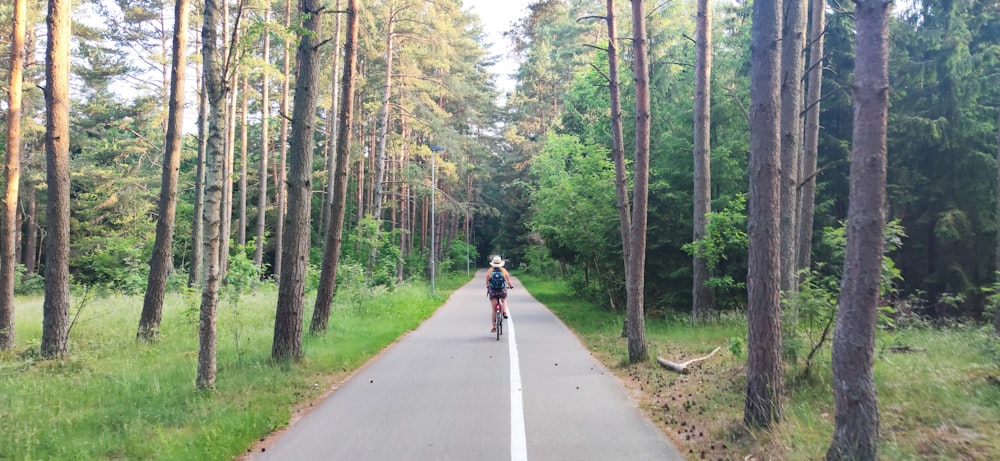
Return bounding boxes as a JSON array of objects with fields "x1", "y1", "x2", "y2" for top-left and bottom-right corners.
[
  {"x1": 0, "y1": 273, "x2": 470, "y2": 460},
  {"x1": 519, "y1": 274, "x2": 1000, "y2": 460}
]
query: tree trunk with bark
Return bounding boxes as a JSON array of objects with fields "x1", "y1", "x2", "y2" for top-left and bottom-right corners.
[
  {"x1": 139, "y1": 0, "x2": 190, "y2": 342},
  {"x1": 627, "y1": 0, "x2": 650, "y2": 363},
  {"x1": 312, "y1": 0, "x2": 358, "y2": 334},
  {"x1": 745, "y1": 0, "x2": 785, "y2": 427},
  {"x1": 798, "y1": 0, "x2": 825, "y2": 277},
  {"x1": 692, "y1": 0, "x2": 714, "y2": 321},
  {"x1": 606, "y1": 0, "x2": 632, "y2": 324},
  {"x1": 238, "y1": 71, "x2": 249, "y2": 247},
  {"x1": 779, "y1": 0, "x2": 807, "y2": 293},
  {"x1": 41, "y1": 0, "x2": 72, "y2": 359},
  {"x1": 1, "y1": 0, "x2": 27, "y2": 351},
  {"x1": 190, "y1": 56, "x2": 208, "y2": 288},
  {"x1": 323, "y1": 0, "x2": 343, "y2": 238},
  {"x1": 273, "y1": 0, "x2": 323, "y2": 360},
  {"x1": 254, "y1": 7, "x2": 272, "y2": 270},
  {"x1": 825, "y1": 0, "x2": 890, "y2": 457},
  {"x1": 371, "y1": 12, "x2": 395, "y2": 230},
  {"x1": 274, "y1": 0, "x2": 293, "y2": 283},
  {"x1": 196, "y1": 0, "x2": 228, "y2": 389}
]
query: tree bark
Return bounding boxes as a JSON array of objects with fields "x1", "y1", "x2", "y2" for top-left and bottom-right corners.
[
  {"x1": 238, "y1": 71, "x2": 249, "y2": 247},
  {"x1": 274, "y1": 0, "x2": 292, "y2": 283},
  {"x1": 138, "y1": 0, "x2": 190, "y2": 342},
  {"x1": 189, "y1": 54, "x2": 208, "y2": 288},
  {"x1": 1, "y1": 0, "x2": 27, "y2": 351},
  {"x1": 692, "y1": 0, "x2": 714, "y2": 321},
  {"x1": 220, "y1": 58, "x2": 239, "y2": 275},
  {"x1": 606, "y1": 0, "x2": 632, "y2": 328},
  {"x1": 312, "y1": 0, "x2": 358, "y2": 334},
  {"x1": 779, "y1": 0, "x2": 807, "y2": 293},
  {"x1": 627, "y1": 0, "x2": 650, "y2": 363},
  {"x1": 323, "y1": 0, "x2": 343, "y2": 238},
  {"x1": 254, "y1": 7, "x2": 272, "y2": 270},
  {"x1": 798, "y1": 0, "x2": 825, "y2": 278},
  {"x1": 273, "y1": 0, "x2": 324, "y2": 361},
  {"x1": 41, "y1": 0, "x2": 72, "y2": 359},
  {"x1": 745, "y1": 0, "x2": 784, "y2": 427},
  {"x1": 826, "y1": 0, "x2": 890, "y2": 457},
  {"x1": 371, "y1": 13, "x2": 395, "y2": 229},
  {"x1": 197, "y1": 0, "x2": 228, "y2": 389},
  {"x1": 23, "y1": 175, "x2": 36, "y2": 276}
]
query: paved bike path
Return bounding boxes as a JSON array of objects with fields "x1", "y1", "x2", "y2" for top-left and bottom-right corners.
[{"x1": 249, "y1": 272, "x2": 684, "y2": 460}]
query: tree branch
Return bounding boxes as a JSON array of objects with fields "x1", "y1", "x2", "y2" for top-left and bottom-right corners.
[{"x1": 656, "y1": 347, "x2": 721, "y2": 374}]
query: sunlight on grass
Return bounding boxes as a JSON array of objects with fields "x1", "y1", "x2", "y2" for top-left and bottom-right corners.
[{"x1": 0, "y1": 274, "x2": 470, "y2": 460}]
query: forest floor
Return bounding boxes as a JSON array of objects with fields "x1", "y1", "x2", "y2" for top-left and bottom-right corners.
[{"x1": 521, "y1": 274, "x2": 1000, "y2": 461}]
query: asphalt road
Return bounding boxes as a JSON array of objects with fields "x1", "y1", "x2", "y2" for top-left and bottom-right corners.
[{"x1": 249, "y1": 272, "x2": 684, "y2": 461}]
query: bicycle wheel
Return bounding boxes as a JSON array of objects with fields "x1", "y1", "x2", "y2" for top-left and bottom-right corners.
[{"x1": 495, "y1": 309, "x2": 502, "y2": 340}]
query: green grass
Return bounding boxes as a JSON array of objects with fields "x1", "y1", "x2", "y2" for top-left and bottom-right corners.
[
  {"x1": 0, "y1": 273, "x2": 470, "y2": 461},
  {"x1": 518, "y1": 274, "x2": 1000, "y2": 460}
]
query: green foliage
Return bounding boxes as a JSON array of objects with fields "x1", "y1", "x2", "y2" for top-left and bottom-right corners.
[
  {"x1": 682, "y1": 194, "x2": 748, "y2": 310},
  {"x1": 345, "y1": 215, "x2": 401, "y2": 287},
  {"x1": 783, "y1": 220, "x2": 907, "y2": 376},
  {"x1": 71, "y1": 237, "x2": 150, "y2": 295}
]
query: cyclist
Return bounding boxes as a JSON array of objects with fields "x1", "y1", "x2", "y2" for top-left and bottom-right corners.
[{"x1": 487, "y1": 256, "x2": 514, "y2": 332}]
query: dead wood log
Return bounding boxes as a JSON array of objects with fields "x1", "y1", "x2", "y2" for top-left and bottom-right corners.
[{"x1": 656, "y1": 346, "x2": 721, "y2": 374}]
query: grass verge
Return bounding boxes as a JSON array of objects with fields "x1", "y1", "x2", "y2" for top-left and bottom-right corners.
[
  {"x1": 518, "y1": 274, "x2": 1000, "y2": 460},
  {"x1": 0, "y1": 273, "x2": 470, "y2": 461}
]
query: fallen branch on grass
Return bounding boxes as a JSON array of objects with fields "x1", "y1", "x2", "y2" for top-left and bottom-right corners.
[
  {"x1": 656, "y1": 346, "x2": 721, "y2": 374},
  {"x1": 888, "y1": 345, "x2": 926, "y2": 353}
]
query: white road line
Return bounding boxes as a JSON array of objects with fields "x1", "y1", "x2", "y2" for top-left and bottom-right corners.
[{"x1": 507, "y1": 316, "x2": 528, "y2": 461}]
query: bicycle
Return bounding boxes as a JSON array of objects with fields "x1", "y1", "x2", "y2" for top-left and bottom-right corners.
[{"x1": 494, "y1": 302, "x2": 503, "y2": 341}]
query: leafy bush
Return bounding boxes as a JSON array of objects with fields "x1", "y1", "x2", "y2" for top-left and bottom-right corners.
[
  {"x1": 682, "y1": 194, "x2": 748, "y2": 311},
  {"x1": 782, "y1": 220, "x2": 905, "y2": 378}
]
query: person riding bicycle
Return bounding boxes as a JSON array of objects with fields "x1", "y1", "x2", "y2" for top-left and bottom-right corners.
[{"x1": 487, "y1": 255, "x2": 513, "y2": 332}]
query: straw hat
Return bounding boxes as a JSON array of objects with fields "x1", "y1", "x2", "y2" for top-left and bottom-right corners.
[{"x1": 489, "y1": 256, "x2": 505, "y2": 268}]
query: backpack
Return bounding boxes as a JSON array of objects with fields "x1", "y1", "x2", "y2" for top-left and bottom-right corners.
[{"x1": 488, "y1": 268, "x2": 506, "y2": 290}]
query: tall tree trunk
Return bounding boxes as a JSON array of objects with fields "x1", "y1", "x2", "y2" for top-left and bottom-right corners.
[
  {"x1": 745, "y1": 0, "x2": 784, "y2": 427},
  {"x1": 1, "y1": 0, "x2": 27, "y2": 351},
  {"x1": 197, "y1": 0, "x2": 228, "y2": 390},
  {"x1": 692, "y1": 0, "x2": 714, "y2": 321},
  {"x1": 323, "y1": 0, "x2": 343, "y2": 237},
  {"x1": 238, "y1": 71, "x2": 249, "y2": 247},
  {"x1": 312, "y1": 0, "x2": 359, "y2": 334},
  {"x1": 138, "y1": 0, "x2": 190, "y2": 342},
  {"x1": 780, "y1": 0, "x2": 807, "y2": 293},
  {"x1": 826, "y1": 0, "x2": 890, "y2": 457},
  {"x1": 798, "y1": 0, "x2": 825, "y2": 277},
  {"x1": 23, "y1": 176, "x2": 36, "y2": 276},
  {"x1": 626, "y1": 0, "x2": 650, "y2": 363},
  {"x1": 221, "y1": 62, "x2": 239, "y2": 275},
  {"x1": 41, "y1": 0, "x2": 72, "y2": 359},
  {"x1": 254, "y1": 7, "x2": 272, "y2": 270},
  {"x1": 369, "y1": 12, "x2": 396, "y2": 275},
  {"x1": 273, "y1": 0, "x2": 323, "y2": 361},
  {"x1": 275, "y1": 0, "x2": 292, "y2": 283},
  {"x1": 190, "y1": 54, "x2": 208, "y2": 288},
  {"x1": 372, "y1": 16, "x2": 395, "y2": 225},
  {"x1": 606, "y1": 0, "x2": 632, "y2": 320}
]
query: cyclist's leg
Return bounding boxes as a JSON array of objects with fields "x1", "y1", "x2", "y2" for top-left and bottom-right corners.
[{"x1": 490, "y1": 296, "x2": 499, "y2": 331}]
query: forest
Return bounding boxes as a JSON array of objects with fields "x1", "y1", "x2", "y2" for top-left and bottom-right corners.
[{"x1": 2, "y1": 0, "x2": 1000, "y2": 459}]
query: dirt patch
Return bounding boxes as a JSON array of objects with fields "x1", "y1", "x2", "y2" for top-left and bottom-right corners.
[{"x1": 591, "y1": 346, "x2": 774, "y2": 461}]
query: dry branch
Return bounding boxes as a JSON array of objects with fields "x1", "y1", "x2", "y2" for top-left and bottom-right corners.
[{"x1": 656, "y1": 346, "x2": 721, "y2": 374}]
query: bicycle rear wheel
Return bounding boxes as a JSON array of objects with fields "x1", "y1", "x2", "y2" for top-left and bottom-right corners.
[{"x1": 495, "y1": 309, "x2": 502, "y2": 340}]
